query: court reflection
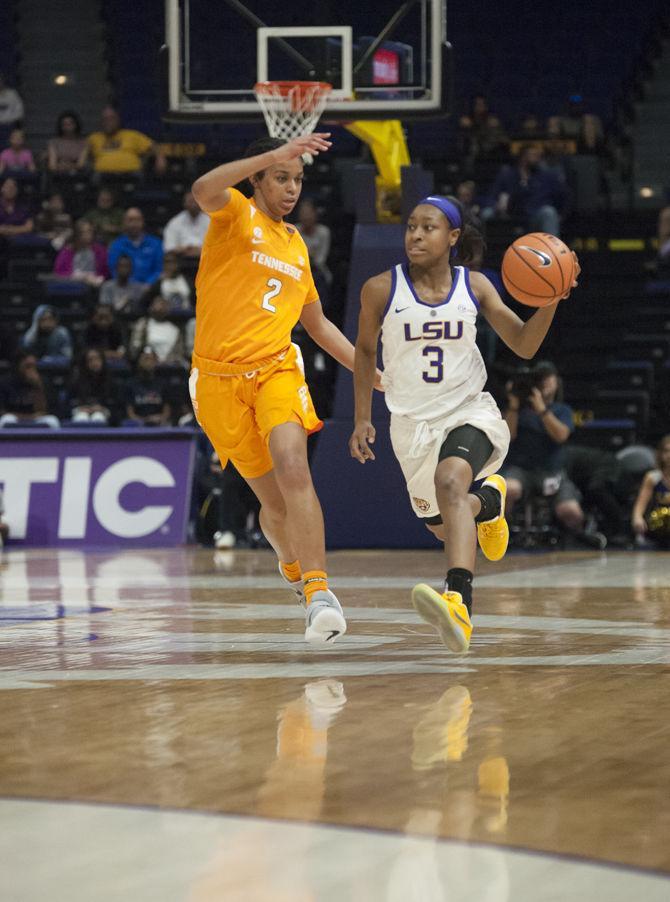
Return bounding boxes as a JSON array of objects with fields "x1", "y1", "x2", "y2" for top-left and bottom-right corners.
[
  {"x1": 256, "y1": 678, "x2": 347, "y2": 820},
  {"x1": 379, "y1": 684, "x2": 512, "y2": 900},
  {"x1": 188, "y1": 680, "x2": 347, "y2": 901}
]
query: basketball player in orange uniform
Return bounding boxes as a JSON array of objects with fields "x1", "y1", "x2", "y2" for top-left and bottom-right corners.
[{"x1": 191, "y1": 132, "x2": 365, "y2": 644}]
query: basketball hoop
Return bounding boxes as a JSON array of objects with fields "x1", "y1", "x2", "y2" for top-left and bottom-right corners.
[{"x1": 254, "y1": 81, "x2": 332, "y2": 143}]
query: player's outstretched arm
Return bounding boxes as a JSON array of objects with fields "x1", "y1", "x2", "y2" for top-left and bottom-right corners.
[
  {"x1": 349, "y1": 273, "x2": 389, "y2": 464},
  {"x1": 473, "y1": 257, "x2": 579, "y2": 360},
  {"x1": 191, "y1": 133, "x2": 332, "y2": 213},
  {"x1": 300, "y1": 300, "x2": 383, "y2": 386}
]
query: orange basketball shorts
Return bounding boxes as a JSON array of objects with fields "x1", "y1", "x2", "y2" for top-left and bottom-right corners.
[{"x1": 189, "y1": 344, "x2": 323, "y2": 479}]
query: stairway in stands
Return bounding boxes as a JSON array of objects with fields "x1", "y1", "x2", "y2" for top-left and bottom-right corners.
[
  {"x1": 16, "y1": 0, "x2": 110, "y2": 147},
  {"x1": 632, "y1": 32, "x2": 670, "y2": 205},
  {"x1": 487, "y1": 213, "x2": 670, "y2": 450}
]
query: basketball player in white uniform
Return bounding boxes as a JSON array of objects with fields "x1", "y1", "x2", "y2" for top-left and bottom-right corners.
[{"x1": 350, "y1": 195, "x2": 578, "y2": 652}]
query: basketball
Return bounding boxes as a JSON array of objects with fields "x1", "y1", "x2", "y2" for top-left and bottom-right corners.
[{"x1": 501, "y1": 232, "x2": 576, "y2": 307}]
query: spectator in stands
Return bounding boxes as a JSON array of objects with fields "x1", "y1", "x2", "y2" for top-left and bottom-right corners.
[
  {"x1": 53, "y1": 218, "x2": 108, "y2": 285},
  {"x1": 457, "y1": 93, "x2": 510, "y2": 170},
  {"x1": 0, "y1": 128, "x2": 36, "y2": 176},
  {"x1": 68, "y1": 347, "x2": 115, "y2": 424},
  {"x1": 129, "y1": 295, "x2": 185, "y2": 364},
  {"x1": 98, "y1": 252, "x2": 144, "y2": 315},
  {"x1": 82, "y1": 304, "x2": 126, "y2": 363},
  {"x1": 46, "y1": 110, "x2": 88, "y2": 175},
  {"x1": 125, "y1": 347, "x2": 171, "y2": 426},
  {"x1": 84, "y1": 188, "x2": 124, "y2": 244},
  {"x1": 0, "y1": 177, "x2": 33, "y2": 238},
  {"x1": 107, "y1": 207, "x2": 163, "y2": 286},
  {"x1": 0, "y1": 177, "x2": 32, "y2": 277},
  {"x1": 543, "y1": 134, "x2": 571, "y2": 182},
  {"x1": 481, "y1": 144, "x2": 567, "y2": 236},
  {"x1": 21, "y1": 305, "x2": 73, "y2": 364},
  {"x1": 296, "y1": 198, "x2": 332, "y2": 285},
  {"x1": 548, "y1": 95, "x2": 605, "y2": 156},
  {"x1": 0, "y1": 73, "x2": 24, "y2": 133},
  {"x1": 0, "y1": 351, "x2": 60, "y2": 428},
  {"x1": 86, "y1": 106, "x2": 167, "y2": 178},
  {"x1": 502, "y1": 360, "x2": 588, "y2": 537},
  {"x1": 455, "y1": 180, "x2": 481, "y2": 222},
  {"x1": 162, "y1": 191, "x2": 209, "y2": 257},
  {"x1": 36, "y1": 192, "x2": 73, "y2": 250},
  {"x1": 146, "y1": 251, "x2": 192, "y2": 314},
  {"x1": 631, "y1": 434, "x2": 670, "y2": 550},
  {"x1": 565, "y1": 445, "x2": 629, "y2": 547},
  {"x1": 198, "y1": 452, "x2": 262, "y2": 549}
]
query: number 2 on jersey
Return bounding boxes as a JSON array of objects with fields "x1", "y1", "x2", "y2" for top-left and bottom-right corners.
[
  {"x1": 262, "y1": 277, "x2": 282, "y2": 313},
  {"x1": 422, "y1": 345, "x2": 444, "y2": 383}
]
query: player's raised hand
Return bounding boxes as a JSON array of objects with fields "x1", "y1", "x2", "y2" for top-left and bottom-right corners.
[
  {"x1": 349, "y1": 421, "x2": 376, "y2": 464},
  {"x1": 276, "y1": 133, "x2": 332, "y2": 162}
]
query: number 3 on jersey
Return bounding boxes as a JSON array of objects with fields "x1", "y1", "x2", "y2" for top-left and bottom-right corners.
[
  {"x1": 262, "y1": 277, "x2": 282, "y2": 313},
  {"x1": 422, "y1": 345, "x2": 444, "y2": 383}
]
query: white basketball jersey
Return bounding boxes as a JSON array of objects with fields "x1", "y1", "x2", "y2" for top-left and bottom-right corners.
[{"x1": 380, "y1": 264, "x2": 487, "y2": 418}]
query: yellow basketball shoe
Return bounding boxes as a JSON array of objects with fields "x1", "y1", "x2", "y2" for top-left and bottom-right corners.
[
  {"x1": 477, "y1": 474, "x2": 509, "y2": 561},
  {"x1": 411, "y1": 584, "x2": 472, "y2": 653}
]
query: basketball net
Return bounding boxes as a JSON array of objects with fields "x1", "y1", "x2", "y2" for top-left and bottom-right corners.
[{"x1": 254, "y1": 81, "x2": 332, "y2": 160}]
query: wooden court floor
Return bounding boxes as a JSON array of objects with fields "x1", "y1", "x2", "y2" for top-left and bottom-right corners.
[{"x1": 1, "y1": 546, "x2": 670, "y2": 901}]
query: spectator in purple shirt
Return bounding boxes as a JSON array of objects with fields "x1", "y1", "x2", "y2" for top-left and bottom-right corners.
[
  {"x1": 0, "y1": 128, "x2": 36, "y2": 175},
  {"x1": 0, "y1": 177, "x2": 33, "y2": 236},
  {"x1": 53, "y1": 218, "x2": 108, "y2": 285}
]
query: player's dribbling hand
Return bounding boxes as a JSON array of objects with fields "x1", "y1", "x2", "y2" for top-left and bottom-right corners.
[
  {"x1": 349, "y1": 421, "x2": 376, "y2": 463},
  {"x1": 278, "y1": 133, "x2": 333, "y2": 162},
  {"x1": 560, "y1": 251, "x2": 581, "y2": 300}
]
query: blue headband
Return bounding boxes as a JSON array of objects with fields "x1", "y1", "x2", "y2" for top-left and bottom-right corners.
[
  {"x1": 416, "y1": 196, "x2": 462, "y2": 258},
  {"x1": 417, "y1": 195, "x2": 463, "y2": 229}
]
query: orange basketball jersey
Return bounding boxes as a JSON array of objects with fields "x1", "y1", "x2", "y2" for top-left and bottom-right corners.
[{"x1": 194, "y1": 188, "x2": 318, "y2": 366}]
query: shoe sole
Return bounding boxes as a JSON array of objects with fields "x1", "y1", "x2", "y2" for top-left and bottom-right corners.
[
  {"x1": 478, "y1": 475, "x2": 509, "y2": 562},
  {"x1": 411, "y1": 584, "x2": 470, "y2": 653},
  {"x1": 304, "y1": 608, "x2": 347, "y2": 645}
]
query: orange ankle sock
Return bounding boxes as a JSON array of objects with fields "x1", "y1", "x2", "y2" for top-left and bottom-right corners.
[
  {"x1": 281, "y1": 559, "x2": 302, "y2": 582},
  {"x1": 303, "y1": 570, "x2": 328, "y2": 602}
]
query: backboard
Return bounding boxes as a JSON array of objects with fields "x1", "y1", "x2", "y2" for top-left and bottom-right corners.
[{"x1": 163, "y1": 0, "x2": 451, "y2": 122}]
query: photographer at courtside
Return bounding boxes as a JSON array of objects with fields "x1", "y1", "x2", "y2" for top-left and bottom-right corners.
[{"x1": 501, "y1": 360, "x2": 600, "y2": 545}]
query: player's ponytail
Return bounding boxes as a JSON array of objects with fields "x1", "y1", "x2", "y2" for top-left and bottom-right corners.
[{"x1": 444, "y1": 195, "x2": 486, "y2": 269}]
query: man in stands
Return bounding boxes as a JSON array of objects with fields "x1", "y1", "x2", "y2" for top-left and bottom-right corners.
[
  {"x1": 163, "y1": 191, "x2": 209, "y2": 258},
  {"x1": 86, "y1": 106, "x2": 167, "y2": 179},
  {"x1": 482, "y1": 144, "x2": 567, "y2": 237},
  {"x1": 107, "y1": 207, "x2": 163, "y2": 288}
]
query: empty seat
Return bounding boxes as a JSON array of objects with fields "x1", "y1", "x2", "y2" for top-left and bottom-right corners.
[
  {"x1": 573, "y1": 418, "x2": 637, "y2": 450},
  {"x1": 606, "y1": 361, "x2": 654, "y2": 393}
]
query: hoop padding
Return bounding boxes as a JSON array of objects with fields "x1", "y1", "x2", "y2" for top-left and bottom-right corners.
[{"x1": 254, "y1": 81, "x2": 332, "y2": 140}]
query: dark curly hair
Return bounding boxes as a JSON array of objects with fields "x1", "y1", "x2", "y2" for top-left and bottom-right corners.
[{"x1": 241, "y1": 137, "x2": 288, "y2": 192}]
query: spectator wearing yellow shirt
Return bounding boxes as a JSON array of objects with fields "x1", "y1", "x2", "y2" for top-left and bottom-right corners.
[{"x1": 86, "y1": 106, "x2": 167, "y2": 177}]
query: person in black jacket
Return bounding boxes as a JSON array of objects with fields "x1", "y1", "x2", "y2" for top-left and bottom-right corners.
[{"x1": 69, "y1": 347, "x2": 116, "y2": 424}]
